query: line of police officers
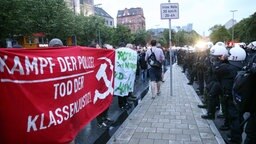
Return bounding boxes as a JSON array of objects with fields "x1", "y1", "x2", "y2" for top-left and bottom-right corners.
[{"x1": 177, "y1": 41, "x2": 256, "y2": 144}]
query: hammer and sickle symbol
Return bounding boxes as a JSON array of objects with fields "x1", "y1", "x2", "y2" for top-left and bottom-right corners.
[{"x1": 93, "y1": 57, "x2": 114, "y2": 104}]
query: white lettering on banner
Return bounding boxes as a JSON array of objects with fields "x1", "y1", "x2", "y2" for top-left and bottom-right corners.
[
  {"x1": 54, "y1": 76, "x2": 84, "y2": 99},
  {"x1": 0, "y1": 55, "x2": 11, "y2": 73},
  {"x1": 37, "y1": 57, "x2": 55, "y2": 74},
  {"x1": 12, "y1": 56, "x2": 25, "y2": 75},
  {"x1": 39, "y1": 113, "x2": 47, "y2": 130},
  {"x1": 57, "y1": 56, "x2": 78, "y2": 72},
  {"x1": 27, "y1": 92, "x2": 92, "y2": 132},
  {"x1": 0, "y1": 55, "x2": 94, "y2": 76},
  {"x1": 25, "y1": 56, "x2": 38, "y2": 75},
  {"x1": 0, "y1": 55, "x2": 56, "y2": 75},
  {"x1": 77, "y1": 56, "x2": 94, "y2": 70}
]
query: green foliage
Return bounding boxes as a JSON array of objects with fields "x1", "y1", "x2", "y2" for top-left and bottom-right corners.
[
  {"x1": 209, "y1": 25, "x2": 230, "y2": 43},
  {"x1": 147, "y1": 28, "x2": 201, "y2": 48},
  {"x1": 246, "y1": 12, "x2": 256, "y2": 42},
  {"x1": 0, "y1": 0, "x2": 76, "y2": 40},
  {"x1": 112, "y1": 25, "x2": 133, "y2": 46},
  {"x1": 132, "y1": 29, "x2": 150, "y2": 46},
  {"x1": 233, "y1": 18, "x2": 250, "y2": 42},
  {"x1": 173, "y1": 30, "x2": 201, "y2": 46},
  {"x1": 209, "y1": 11, "x2": 256, "y2": 44}
]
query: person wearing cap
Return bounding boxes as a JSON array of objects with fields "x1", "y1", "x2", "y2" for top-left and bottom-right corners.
[{"x1": 48, "y1": 38, "x2": 63, "y2": 47}]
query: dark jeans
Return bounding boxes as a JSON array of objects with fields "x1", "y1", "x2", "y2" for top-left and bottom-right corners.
[
  {"x1": 118, "y1": 96, "x2": 127, "y2": 108},
  {"x1": 221, "y1": 95, "x2": 230, "y2": 126},
  {"x1": 227, "y1": 98, "x2": 243, "y2": 143},
  {"x1": 206, "y1": 81, "x2": 222, "y2": 115},
  {"x1": 96, "y1": 108, "x2": 109, "y2": 124},
  {"x1": 244, "y1": 114, "x2": 256, "y2": 144},
  {"x1": 197, "y1": 72, "x2": 204, "y2": 94}
]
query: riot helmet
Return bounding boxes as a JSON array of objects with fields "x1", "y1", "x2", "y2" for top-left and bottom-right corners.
[
  {"x1": 228, "y1": 46, "x2": 246, "y2": 61},
  {"x1": 207, "y1": 42, "x2": 214, "y2": 49},
  {"x1": 247, "y1": 41, "x2": 256, "y2": 50},
  {"x1": 215, "y1": 41, "x2": 226, "y2": 47},
  {"x1": 210, "y1": 44, "x2": 228, "y2": 56},
  {"x1": 238, "y1": 42, "x2": 246, "y2": 49}
]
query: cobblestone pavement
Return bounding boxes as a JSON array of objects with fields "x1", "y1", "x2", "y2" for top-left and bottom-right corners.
[{"x1": 107, "y1": 64, "x2": 225, "y2": 144}]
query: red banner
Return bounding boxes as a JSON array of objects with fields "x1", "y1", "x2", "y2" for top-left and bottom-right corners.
[{"x1": 0, "y1": 46, "x2": 115, "y2": 144}]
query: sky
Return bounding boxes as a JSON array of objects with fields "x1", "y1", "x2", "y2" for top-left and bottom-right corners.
[{"x1": 94, "y1": 0, "x2": 255, "y2": 36}]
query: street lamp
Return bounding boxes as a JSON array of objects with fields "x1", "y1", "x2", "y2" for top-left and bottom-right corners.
[{"x1": 230, "y1": 10, "x2": 237, "y2": 45}]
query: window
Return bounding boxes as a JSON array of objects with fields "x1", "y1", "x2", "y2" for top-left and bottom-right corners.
[{"x1": 110, "y1": 21, "x2": 113, "y2": 25}]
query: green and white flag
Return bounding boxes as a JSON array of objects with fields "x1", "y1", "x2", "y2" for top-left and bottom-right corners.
[{"x1": 114, "y1": 47, "x2": 137, "y2": 96}]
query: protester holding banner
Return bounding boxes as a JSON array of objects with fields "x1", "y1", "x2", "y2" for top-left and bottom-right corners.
[
  {"x1": 88, "y1": 43, "x2": 114, "y2": 128},
  {"x1": 145, "y1": 40, "x2": 165, "y2": 99},
  {"x1": 114, "y1": 43, "x2": 138, "y2": 110}
]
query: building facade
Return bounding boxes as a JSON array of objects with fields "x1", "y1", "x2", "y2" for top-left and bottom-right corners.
[
  {"x1": 117, "y1": 7, "x2": 145, "y2": 33},
  {"x1": 94, "y1": 7, "x2": 114, "y2": 27},
  {"x1": 65, "y1": 0, "x2": 94, "y2": 16},
  {"x1": 224, "y1": 19, "x2": 237, "y2": 29},
  {"x1": 80, "y1": 0, "x2": 95, "y2": 16},
  {"x1": 64, "y1": 0, "x2": 114, "y2": 27}
]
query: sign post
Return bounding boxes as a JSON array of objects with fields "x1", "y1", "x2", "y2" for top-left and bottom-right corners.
[{"x1": 160, "y1": 1, "x2": 179, "y2": 96}]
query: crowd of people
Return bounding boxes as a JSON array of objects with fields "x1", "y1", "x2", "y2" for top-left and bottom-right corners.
[
  {"x1": 6, "y1": 37, "x2": 256, "y2": 144},
  {"x1": 176, "y1": 41, "x2": 256, "y2": 144}
]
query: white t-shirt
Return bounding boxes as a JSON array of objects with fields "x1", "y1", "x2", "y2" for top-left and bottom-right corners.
[{"x1": 145, "y1": 46, "x2": 165, "y2": 63}]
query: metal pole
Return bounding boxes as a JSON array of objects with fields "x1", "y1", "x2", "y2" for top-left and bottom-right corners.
[
  {"x1": 168, "y1": 0, "x2": 173, "y2": 96},
  {"x1": 230, "y1": 10, "x2": 237, "y2": 45}
]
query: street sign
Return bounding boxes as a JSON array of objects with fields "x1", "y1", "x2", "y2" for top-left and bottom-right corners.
[{"x1": 160, "y1": 3, "x2": 179, "y2": 19}]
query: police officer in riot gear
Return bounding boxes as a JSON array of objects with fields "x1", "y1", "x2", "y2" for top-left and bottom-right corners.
[
  {"x1": 201, "y1": 42, "x2": 227, "y2": 120},
  {"x1": 197, "y1": 43, "x2": 213, "y2": 108},
  {"x1": 243, "y1": 41, "x2": 256, "y2": 144},
  {"x1": 220, "y1": 46, "x2": 246, "y2": 144}
]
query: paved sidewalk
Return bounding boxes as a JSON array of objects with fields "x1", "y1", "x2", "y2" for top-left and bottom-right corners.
[{"x1": 107, "y1": 64, "x2": 225, "y2": 144}]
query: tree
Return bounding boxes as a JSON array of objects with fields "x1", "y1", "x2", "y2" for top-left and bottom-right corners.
[
  {"x1": 133, "y1": 29, "x2": 150, "y2": 46},
  {"x1": 209, "y1": 25, "x2": 230, "y2": 43},
  {"x1": 233, "y1": 18, "x2": 250, "y2": 43},
  {"x1": 170, "y1": 30, "x2": 201, "y2": 47},
  {"x1": 112, "y1": 25, "x2": 133, "y2": 46},
  {"x1": 162, "y1": 29, "x2": 175, "y2": 47},
  {"x1": 0, "y1": 0, "x2": 25, "y2": 38},
  {"x1": 0, "y1": 0, "x2": 76, "y2": 42},
  {"x1": 246, "y1": 12, "x2": 256, "y2": 42}
]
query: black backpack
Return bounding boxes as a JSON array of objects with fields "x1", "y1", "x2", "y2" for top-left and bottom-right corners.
[
  {"x1": 148, "y1": 49, "x2": 161, "y2": 68},
  {"x1": 232, "y1": 54, "x2": 256, "y2": 112},
  {"x1": 232, "y1": 70, "x2": 253, "y2": 112}
]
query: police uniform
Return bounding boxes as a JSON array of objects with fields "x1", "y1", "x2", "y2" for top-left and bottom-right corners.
[{"x1": 215, "y1": 61, "x2": 244, "y2": 143}]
